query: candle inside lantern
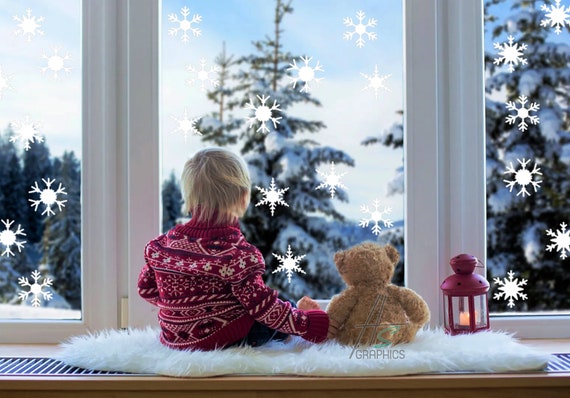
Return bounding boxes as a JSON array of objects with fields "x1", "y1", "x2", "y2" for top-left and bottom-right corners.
[{"x1": 459, "y1": 311, "x2": 470, "y2": 326}]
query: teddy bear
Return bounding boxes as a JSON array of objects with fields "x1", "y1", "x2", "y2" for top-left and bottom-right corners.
[{"x1": 299, "y1": 242, "x2": 430, "y2": 346}]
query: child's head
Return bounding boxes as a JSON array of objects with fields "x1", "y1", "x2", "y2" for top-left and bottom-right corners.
[{"x1": 181, "y1": 147, "x2": 251, "y2": 225}]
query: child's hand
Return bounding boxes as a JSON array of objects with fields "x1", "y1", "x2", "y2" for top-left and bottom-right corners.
[{"x1": 297, "y1": 296, "x2": 321, "y2": 310}]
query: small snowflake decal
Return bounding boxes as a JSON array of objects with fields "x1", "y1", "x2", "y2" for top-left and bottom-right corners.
[
  {"x1": 505, "y1": 95, "x2": 540, "y2": 132},
  {"x1": 287, "y1": 56, "x2": 324, "y2": 93},
  {"x1": 41, "y1": 47, "x2": 72, "y2": 79},
  {"x1": 493, "y1": 270, "x2": 528, "y2": 309},
  {"x1": 171, "y1": 109, "x2": 202, "y2": 142},
  {"x1": 359, "y1": 199, "x2": 393, "y2": 236},
  {"x1": 361, "y1": 65, "x2": 391, "y2": 99},
  {"x1": 9, "y1": 116, "x2": 44, "y2": 151},
  {"x1": 168, "y1": 6, "x2": 202, "y2": 43},
  {"x1": 245, "y1": 95, "x2": 282, "y2": 134},
  {"x1": 187, "y1": 58, "x2": 220, "y2": 92},
  {"x1": 13, "y1": 8, "x2": 45, "y2": 42},
  {"x1": 493, "y1": 35, "x2": 527, "y2": 73},
  {"x1": 343, "y1": 10, "x2": 378, "y2": 48},
  {"x1": 503, "y1": 158, "x2": 542, "y2": 197},
  {"x1": 272, "y1": 245, "x2": 306, "y2": 283},
  {"x1": 255, "y1": 178, "x2": 289, "y2": 216},
  {"x1": 0, "y1": 219, "x2": 26, "y2": 257},
  {"x1": 29, "y1": 178, "x2": 68, "y2": 216},
  {"x1": 546, "y1": 222, "x2": 570, "y2": 259},
  {"x1": 18, "y1": 270, "x2": 53, "y2": 307},
  {"x1": 315, "y1": 162, "x2": 347, "y2": 198},
  {"x1": 540, "y1": 0, "x2": 570, "y2": 35},
  {"x1": 0, "y1": 65, "x2": 15, "y2": 99}
]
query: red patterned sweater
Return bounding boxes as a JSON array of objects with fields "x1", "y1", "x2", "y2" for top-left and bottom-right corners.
[{"x1": 137, "y1": 217, "x2": 329, "y2": 351}]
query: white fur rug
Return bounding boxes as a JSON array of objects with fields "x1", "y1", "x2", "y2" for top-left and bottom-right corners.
[{"x1": 55, "y1": 328, "x2": 551, "y2": 377}]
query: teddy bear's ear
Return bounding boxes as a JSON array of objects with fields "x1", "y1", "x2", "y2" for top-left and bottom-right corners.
[{"x1": 385, "y1": 244, "x2": 400, "y2": 264}]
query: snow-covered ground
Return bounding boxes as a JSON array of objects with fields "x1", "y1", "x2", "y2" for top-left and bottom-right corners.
[{"x1": 0, "y1": 304, "x2": 81, "y2": 320}]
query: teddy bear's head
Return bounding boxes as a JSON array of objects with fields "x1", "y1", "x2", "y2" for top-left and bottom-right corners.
[{"x1": 334, "y1": 242, "x2": 400, "y2": 287}]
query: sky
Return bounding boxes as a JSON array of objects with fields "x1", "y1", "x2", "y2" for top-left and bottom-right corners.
[{"x1": 160, "y1": 0, "x2": 405, "y2": 222}]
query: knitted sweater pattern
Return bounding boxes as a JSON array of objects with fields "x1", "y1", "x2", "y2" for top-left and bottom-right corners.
[{"x1": 138, "y1": 221, "x2": 328, "y2": 350}]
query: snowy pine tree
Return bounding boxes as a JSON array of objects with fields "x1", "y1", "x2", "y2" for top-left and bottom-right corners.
[
  {"x1": 161, "y1": 170, "x2": 183, "y2": 233},
  {"x1": 40, "y1": 151, "x2": 81, "y2": 309},
  {"x1": 485, "y1": 0, "x2": 570, "y2": 310},
  {"x1": 199, "y1": 0, "x2": 353, "y2": 300},
  {"x1": 0, "y1": 129, "x2": 27, "y2": 225}
]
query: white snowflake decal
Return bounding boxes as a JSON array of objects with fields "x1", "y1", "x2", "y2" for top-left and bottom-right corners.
[
  {"x1": 0, "y1": 219, "x2": 26, "y2": 257},
  {"x1": 171, "y1": 109, "x2": 202, "y2": 142},
  {"x1": 13, "y1": 8, "x2": 45, "y2": 42},
  {"x1": 493, "y1": 35, "x2": 528, "y2": 73},
  {"x1": 18, "y1": 270, "x2": 53, "y2": 307},
  {"x1": 168, "y1": 6, "x2": 202, "y2": 43},
  {"x1": 41, "y1": 47, "x2": 72, "y2": 79},
  {"x1": 9, "y1": 116, "x2": 44, "y2": 151},
  {"x1": 245, "y1": 95, "x2": 282, "y2": 134},
  {"x1": 272, "y1": 245, "x2": 306, "y2": 283},
  {"x1": 187, "y1": 58, "x2": 220, "y2": 92},
  {"x1": 343, "y1": 10, "x2": 378, "y2": 48},
  {"x1": 503, "y1": 158, "x2": 542, "y2": 197},
  {"x1": 0, "y1": 65, "x2": 15, "y2": 100},
  {"x1": 540, "y1": 0, "x2": 570, "y2": 35},
  {"x1": 359, "y1": 199, "x2": 393, "y2": 236},
  {"x1": 505, "y1": 95, "x2": 540, "y2": 132},
  {"x1": 287, "y1": 56, "x2": 324, "y2": 93},
  {"x1": 29, "y1": 178, "x2": 68, "y2": 216},
  {"x1": 546, "y1": 222, "x2": 570, "y2": 260},
  {"x1": 315, "y1": 162, "x2": 347, "y2": 198},
  {"x1": 255, "y1": 178, "x2": 289, "y2": 216},
  {"x1": 361, "y1": 65, "x2": 391, "y2": 99},
  {"x1": 493, "y1": 270, "x2": 528, "y2": 309}
]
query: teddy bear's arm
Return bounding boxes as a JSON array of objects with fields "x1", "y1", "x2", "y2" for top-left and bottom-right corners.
[
  {"x1": 326, "y1": 289, "x2": 360, "y2": 327},
  {"x1": 388, "y1": 285, "x2": 430, "y2": 326}
]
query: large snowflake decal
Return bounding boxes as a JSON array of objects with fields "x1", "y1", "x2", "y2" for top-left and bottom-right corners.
[
  {"x1": 343, "y1": 10, "x2": 378, "y2": 48},
  {"x1": 287, "y1": 56, "x2": 324, "y2": 93},
  {"x1": 255, "y1": 178, "x2": 289, "y2": 216},
  {"x1": 361, "y1": 65, "x2": 391, "y2": 99},
  {"x1": 13, "y1": 8, "x2": 44, "y2": 42},
  {"x1": 29, "y1": 178, "x2": 68, "y2": 216},
  {"x1": 546, "y1": 222, "x2": 570, "y2": 260},
  {"x1": 493, "y1": 270, "x2": 528, "y2": 309},
  {"x1": 0, "y1": 219, "x2": 26, "y2": 257},
  {"x1": 245, "y1": 95, "x2": 282, "y2": 134},
  {"x1": 9, "y1": 116, "x2": 44, "y2": 151},
  {"x1": 171, "y1": 109, "x2": 201, "y2": 142},
  {"x1": 540, "y1": 0, "x2": 570, "y2": 35},
  {"x1": 493, "y1": 35, "x2": 527, "y2": 73},
  {"x1": 505, "y1": 95, "x2": 540, "y2": 132},
  {"x1": 359, "y1": 199, "x2": 393, "y2": 236},
  {"x1": 0, "y1": 65, "x2": 15, "y2": 99},
  {"x1": 503, "y1": 158, "x2": 542, "y2": 197},
  {"x1": 168, "y1": 6, "x2": 202, "y2": 43},
  {"x1": 187, "y1": 58, "x2": 220, "y2": 92},
  {"x1": 41, "y1": 47, "x2": 72, "y2": 79},
  {"x1": 315, "y1": 162, "x2": 347, "y2": 198},
  {"x1": 18, "y1": 270, "x2": 53, "y2": 307},
  {"x1": 272, "y1": 245, "x2": 306, "y2": 283}
]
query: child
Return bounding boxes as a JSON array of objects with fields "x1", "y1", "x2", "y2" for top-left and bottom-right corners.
[{"x1": 138, "y1": 147, "x2": 335, "y2": 351}]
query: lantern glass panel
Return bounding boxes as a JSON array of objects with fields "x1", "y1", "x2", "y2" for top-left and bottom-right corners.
[
  {"x1": 474, "y1": 294, "x2": 488, "y2": 327},
  {"x1": 451, "y1": 296, "x2": 471, "y2": 330}
]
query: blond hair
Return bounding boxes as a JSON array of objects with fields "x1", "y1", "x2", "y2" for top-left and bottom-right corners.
[{"x1": 181, "y1": 147, "x2": 251, "y2": 225}]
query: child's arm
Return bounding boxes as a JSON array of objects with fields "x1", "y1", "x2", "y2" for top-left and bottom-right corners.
[{"x1": 137, "y1": 261, "x2": 159, "y2": 305}]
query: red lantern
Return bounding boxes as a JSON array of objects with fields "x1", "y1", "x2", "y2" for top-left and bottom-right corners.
[{"x1": 441, "y1": 254, "x2": 490, "y2": 335}]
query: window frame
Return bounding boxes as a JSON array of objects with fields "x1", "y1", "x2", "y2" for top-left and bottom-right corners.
[
  {"x1": 0, "y1": 0, "x2": 118, "y2": 343},
  {"x1": 2, "y1": 0, "x2": 567, "y2": 344}
]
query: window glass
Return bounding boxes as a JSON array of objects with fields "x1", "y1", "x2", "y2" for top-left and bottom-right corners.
[
  {"x1": 160, "y1": 0, "x2": 404, "y2": 301},
  {"x1": 485, "y1": 0, "x2": 570, "y2": 313},
  {"x1": 0, "y1": 0, "x2": 81, "y2": 320}
]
